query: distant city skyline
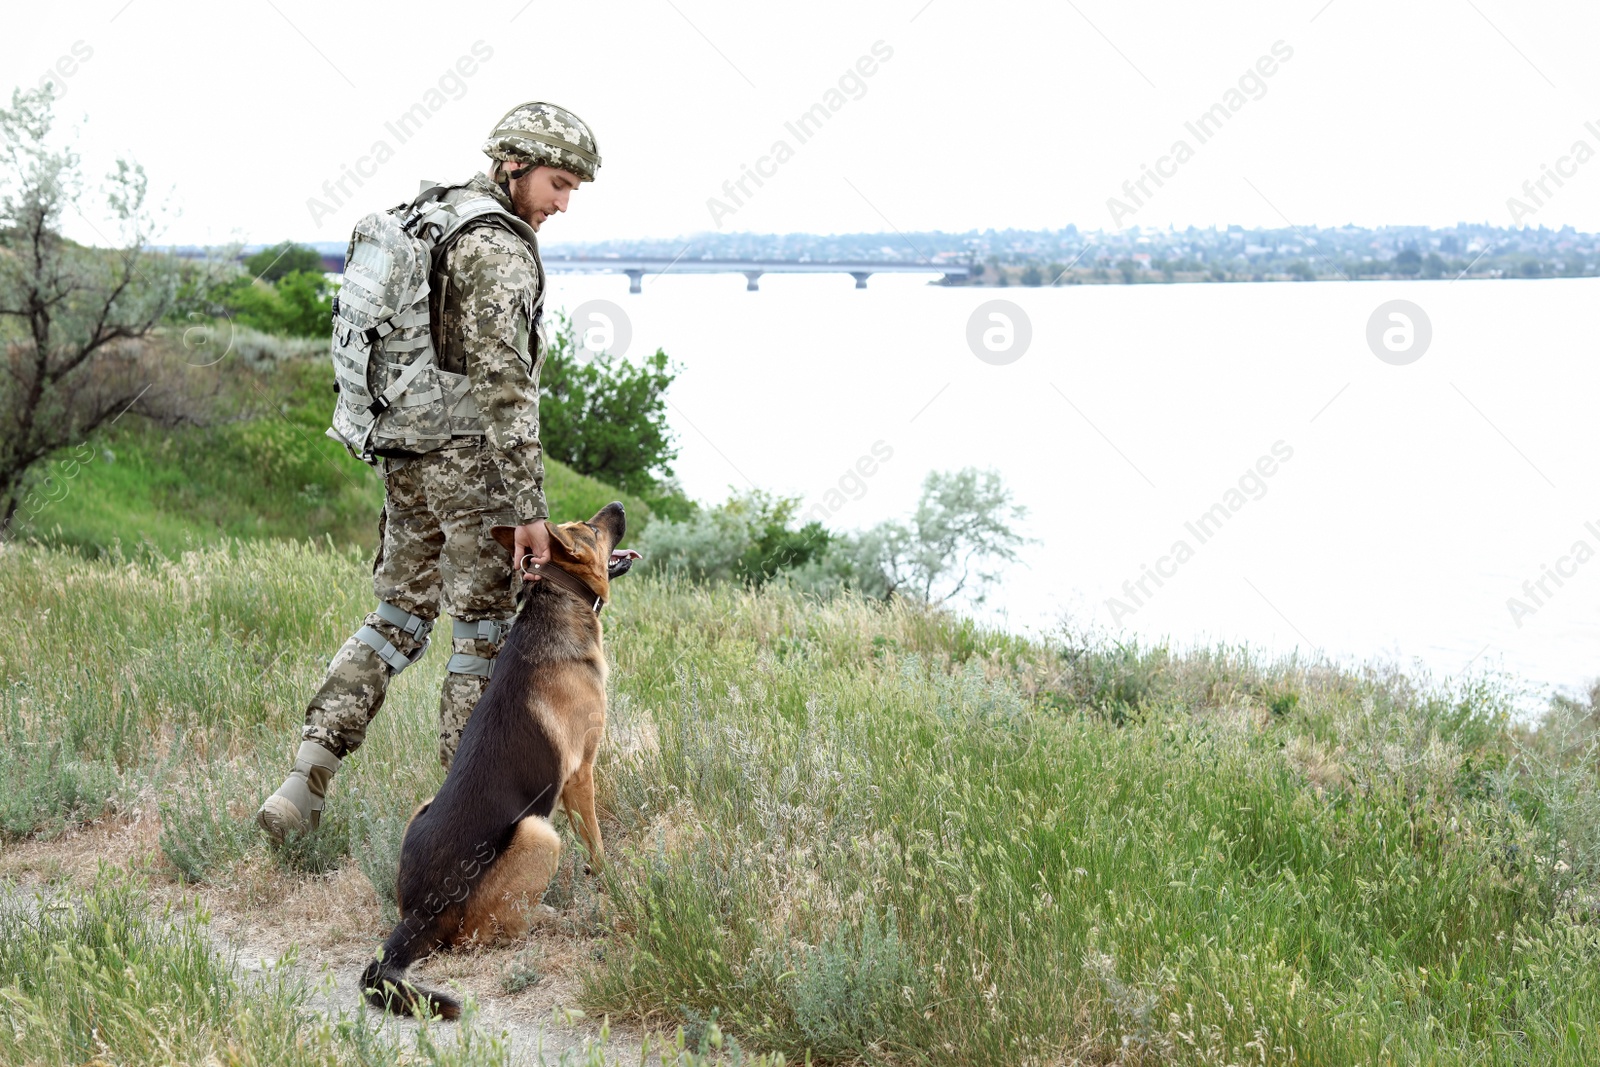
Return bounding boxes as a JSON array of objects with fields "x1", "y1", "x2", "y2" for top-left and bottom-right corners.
[{"x1": 184, "y1": 221, "x2": 1600, "y2": 290}]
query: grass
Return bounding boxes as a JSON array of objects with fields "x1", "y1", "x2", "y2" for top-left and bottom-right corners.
[
  {"x1": 585, "y1": 585, "x2": 1600, "y2": 1064},
  {"x1": 7, "y1": 352, "x2": 652, "y2": 557},
  {"x1": 3, "y1": 536, "x2": 1600, "y2": 1063},
  {"x1": 0, "y1": 862, "x2": 506, "y2": 1065},
  {"x1": 0, "y1": 862, "x2": 773, "y2": 1065}
]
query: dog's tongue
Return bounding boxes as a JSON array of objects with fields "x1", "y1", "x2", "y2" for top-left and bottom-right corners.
[{"x1": 607, "y1": 549, "x2": 641, "y2": 581}]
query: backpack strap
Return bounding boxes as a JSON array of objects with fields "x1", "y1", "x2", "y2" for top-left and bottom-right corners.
[
  {"x1": 431, "y1": 196, "x2": 539, "y2": 258},
  {"x1": 428, "y1": 193, "x2": 545, "y2": 351},
  {"x1": 365, "y1": 352, "x2": 438, "y2": 415}
]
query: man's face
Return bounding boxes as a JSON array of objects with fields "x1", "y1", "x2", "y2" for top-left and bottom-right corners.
[{"x1": 505, "y1": 164, "x2": 583, "y2": 231}]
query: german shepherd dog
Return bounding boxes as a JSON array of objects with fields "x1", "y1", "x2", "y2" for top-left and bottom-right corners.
[{"x1": 362, "y1": 502, "x2": 632, "y2": 1019}]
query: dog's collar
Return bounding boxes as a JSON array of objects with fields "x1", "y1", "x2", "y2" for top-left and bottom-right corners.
[{"x1": 522, "y1": 561, "x2": 606, "y2": 613}]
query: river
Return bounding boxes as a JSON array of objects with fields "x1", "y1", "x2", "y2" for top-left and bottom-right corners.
[{"x1": 544, "y1": 269, "x2": 1599, "y2": 710}]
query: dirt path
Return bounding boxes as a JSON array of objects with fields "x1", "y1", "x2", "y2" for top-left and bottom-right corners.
[{"x1": 0, "y1": 812, "x2": 655, "y2": 1064}]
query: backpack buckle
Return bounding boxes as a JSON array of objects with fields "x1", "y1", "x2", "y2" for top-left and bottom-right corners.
[{"x1": 362, "y1": 320, "x2": 395, "y2": 346}]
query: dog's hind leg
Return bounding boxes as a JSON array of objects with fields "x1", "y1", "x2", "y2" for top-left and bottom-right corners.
[
  {"x1": 461, "y1": 815, "x2": 561, "y2": 941},
  {"x1": 560, "y1": 762, "x2": 605, "y2": 873}
]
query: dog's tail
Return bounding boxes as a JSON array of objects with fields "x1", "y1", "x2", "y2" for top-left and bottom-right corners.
[{"x1": 361, "y1": 929, "x2": 461, "y2": 1021}]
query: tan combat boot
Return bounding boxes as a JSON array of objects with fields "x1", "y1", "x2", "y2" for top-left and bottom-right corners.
[{"x1": 256, "y1": 740, "x2": 341, "y2": 846}]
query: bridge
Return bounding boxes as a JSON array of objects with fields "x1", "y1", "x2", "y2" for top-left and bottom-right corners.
[{"x1": 540, "y1": 256, "x2": 972, "y2": 293}]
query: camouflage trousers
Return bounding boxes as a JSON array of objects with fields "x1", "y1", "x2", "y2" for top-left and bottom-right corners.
[{"x1": 301, "y1": 441, "x2": 520, "y2": 769}]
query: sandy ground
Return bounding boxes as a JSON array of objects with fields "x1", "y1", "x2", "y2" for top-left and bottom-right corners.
[{"x1": 0, "y1": 809, "x2": 658, "y2": 1065}]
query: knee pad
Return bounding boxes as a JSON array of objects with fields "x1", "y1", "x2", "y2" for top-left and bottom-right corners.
[
  {"x1": 354, "y1": 601, "x2": 434, "y2": 673},
  {"x1": 445, "y1": 616, "x2": 513, "y2": 678}
]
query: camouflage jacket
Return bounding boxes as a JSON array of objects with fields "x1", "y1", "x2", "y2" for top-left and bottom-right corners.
[{"x1": 429, "y1": 173, "x2": 548, "y2": 524}]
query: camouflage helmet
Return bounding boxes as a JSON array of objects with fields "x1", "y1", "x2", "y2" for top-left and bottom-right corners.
[{"x1": 483, "y1": 102, "x2": 602, "y2": 182}]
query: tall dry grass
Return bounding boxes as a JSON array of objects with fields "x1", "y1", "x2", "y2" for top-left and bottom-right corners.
[{"x1": 2, "y1": 540, "x2": 1599, "y2": 1063}]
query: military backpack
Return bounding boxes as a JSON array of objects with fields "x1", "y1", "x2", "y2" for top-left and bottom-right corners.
[{"x1": 326, "y1": 182, "x2": 541, "y2": 463}]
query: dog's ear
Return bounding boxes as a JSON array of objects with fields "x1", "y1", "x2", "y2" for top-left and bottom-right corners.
[
  {"x1": 543, "y1": 519, "x2": 580, "y2": 559},
  {"x1": 490, "y1": 525, "x2": 517, "y2": 554}
]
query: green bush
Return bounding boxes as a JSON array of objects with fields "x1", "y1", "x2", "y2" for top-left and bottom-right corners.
[
  {"x1": 243, "y1": 241, "x2": 327, "y2": 283},
  {"x1": 539, "y1": 309, "x2": 682, "y2": 501},
  {"x1": 217, "y1": 268, "x2": 336, "y2": 338},
  {"x1": 229, "y1": 323, "x2": 325, "y2": 364},
  {"x1": 840, "y1": 467, "x2": 1030, "y2": 606},
  {"x1": 637, "y1": 490, "x2": 828, "y2": 586},
  {"x1": 158, "y1": 758, "x2": 259, "y2": 883},
  {"x1": 0, "y1": 740, "x2": 128, "y2": 838},
  {"x1": 501, "y1": 949, "x2": 543, "y2": 994},
  {"x1": 784, "y1": 908, "x2": 917, "y2": 1058},
  {"x1": 273, "y1": 815, "x2": 351, "y2": 876},
  {"x1": 642, "y1": 468, "x2": 1029, "y2": 608},
  {"x1": 0, "y1": 674, "x2": 139, "y2": 837}
]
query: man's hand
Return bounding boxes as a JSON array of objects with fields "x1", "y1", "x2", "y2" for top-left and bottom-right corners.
[{"x1": 512, "y1": 521, "x2": 551, "y2": 580}]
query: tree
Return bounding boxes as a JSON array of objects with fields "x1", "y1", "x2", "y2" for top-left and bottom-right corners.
[
  {"x1": 636, "y1": 489, "x2": 829, "y2": 586},
  {"x1": 244, "y1": 241, "x2": 325, "y2": 283},
  {"x1": 0, "y1": 88, "x2": 197, "y2": 532},
  {"x1": 217, "y1": 268, "x2": 334, "y2": 338},
  {"x1": 537, "y1": 309, "x2": 679, "y2": 497},
  {"x1": 1019, "y1": 265, "x2": 1043, "y2": 286},
  {"x1": 273, "y1": 270, "x2": 335, "y2": 336},
  {"x1": 851, "y1": 468, "x2": 1031, "y2": 606}
]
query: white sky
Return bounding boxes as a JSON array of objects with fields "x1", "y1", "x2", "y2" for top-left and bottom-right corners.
[{"x1": 6, "y1": 1, "x2": 1600, "y2": 245}]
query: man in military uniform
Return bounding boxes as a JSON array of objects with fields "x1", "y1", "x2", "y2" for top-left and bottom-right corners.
[{"x1": 257, "y1": 102, "x2": 602, "y2": 845}]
